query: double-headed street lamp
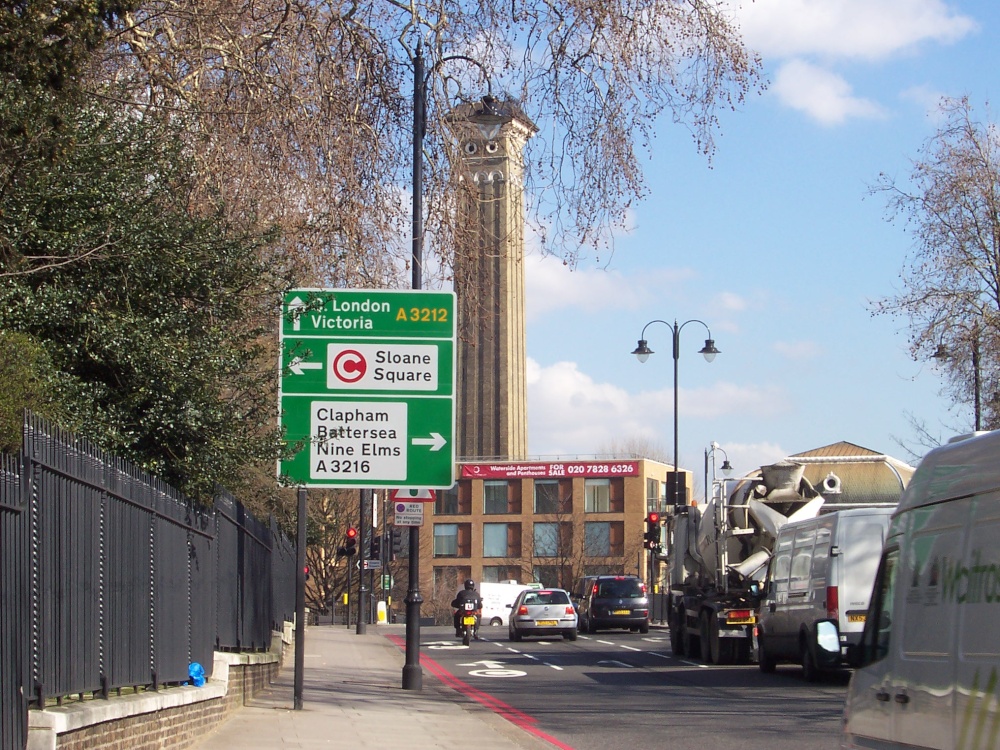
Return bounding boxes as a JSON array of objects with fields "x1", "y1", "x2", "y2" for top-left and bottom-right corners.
[{"x1": 632, "y1": 319, "x2": 720, "y2": 511}]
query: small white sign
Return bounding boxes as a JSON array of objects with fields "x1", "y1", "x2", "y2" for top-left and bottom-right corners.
[{"x1": 393, "y1": 501, "x2": 425, "y2": 526}]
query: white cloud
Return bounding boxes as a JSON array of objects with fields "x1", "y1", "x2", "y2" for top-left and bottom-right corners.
[
  {"x1": 771, "y1": 60, "x2": 886, "y2": 125},
  {"x1": 524, "y1": 253, "x2": 695, "y2": 319},
  {"x1": 712, "y1": 291, "x2": 748, "y2": 312},
  {"x1": 772, "y1": 339, "x2": 823, "y2": 360},
  {"x1": 526, "y1": 358, "x2": 789, "y2": 457},
  {"x1": 732, "y1": 0, "x2": 977, "y2": 61}
]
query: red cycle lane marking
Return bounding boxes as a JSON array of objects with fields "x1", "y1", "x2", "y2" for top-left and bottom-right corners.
[{"x1": 385, "y1": 634, "x2": 575, "y2": 750}]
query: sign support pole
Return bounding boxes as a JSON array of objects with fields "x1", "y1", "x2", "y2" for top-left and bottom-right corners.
[
  {"x1": 403, "y1": 43, "x2": 426, "y2": 691},
  {"x1": 356, "y1": 488, "x2": 369, "y2": 635},
  {"x1": 294, "y1": 486, "x2": 306, "y2": 709}
]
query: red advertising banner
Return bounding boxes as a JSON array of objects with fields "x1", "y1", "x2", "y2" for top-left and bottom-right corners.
[{"x1": 460, "y1": 461, "x2": 640, "y2": 479}]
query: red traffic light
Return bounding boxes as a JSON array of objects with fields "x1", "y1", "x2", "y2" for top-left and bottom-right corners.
[
  {"x1": 346, "y1": 527, "x2": 358, "y2": 539},
  {"x1": 647, "y1": 512, "x2": 660, "y2": 524}
]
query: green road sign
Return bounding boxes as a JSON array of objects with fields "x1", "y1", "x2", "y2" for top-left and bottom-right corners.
[{"x1": 278, "y1": 289, "x2": 456, "y2": 488}]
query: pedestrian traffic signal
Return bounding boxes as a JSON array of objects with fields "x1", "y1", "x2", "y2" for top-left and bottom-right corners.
[{"x1": 644, "y1": 512, "x2": 661, "y2": 550}]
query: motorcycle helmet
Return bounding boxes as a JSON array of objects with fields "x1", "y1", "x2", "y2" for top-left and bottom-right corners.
[{"x1": 464, "y1": 578, "x2": 475, "y2": 590}]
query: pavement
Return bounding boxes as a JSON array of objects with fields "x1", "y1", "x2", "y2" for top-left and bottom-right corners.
[{"x1": 187, "y1": 623, "x2": 563, "y2": 750}]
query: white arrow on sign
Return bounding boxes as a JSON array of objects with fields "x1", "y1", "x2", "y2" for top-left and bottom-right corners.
[
  {"x1": 411, "y1": 432, "x2": 447, "y2": 451},
  {"x1": 289, "y1": 356, "x2": 323, "y2": 375},
  {"x1": 288, "y1": 296, "x2": 306, "y2": 332}
]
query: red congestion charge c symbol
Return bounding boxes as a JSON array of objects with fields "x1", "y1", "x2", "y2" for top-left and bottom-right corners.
[{"x1": 333, "y1": 349, "x2": 367, "y2": 383}]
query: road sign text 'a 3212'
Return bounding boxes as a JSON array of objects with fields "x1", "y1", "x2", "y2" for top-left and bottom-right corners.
[{"x1": 278, "y1": 289, "x2": 456, "y2": 488}]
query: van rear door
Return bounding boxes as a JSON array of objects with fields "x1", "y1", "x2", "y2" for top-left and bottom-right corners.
[
  {"x1": 890, "y1": 499, "x2": 964, "y2": 749},
  {"x1": 953, "y1": 492, "x2": 1000, "y2": 750}
]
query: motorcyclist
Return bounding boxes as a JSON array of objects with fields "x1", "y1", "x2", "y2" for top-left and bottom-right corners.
[{"x1": 451, "y1": 578, "x2": 483, "y2": 639}]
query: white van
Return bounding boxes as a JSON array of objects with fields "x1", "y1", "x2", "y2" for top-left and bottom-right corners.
[
  {"x1": 480, "y1": 581, "x2": 541, "y2": 627},
  {"x1": 757, "y1": 507, "x2": 893, "y2": 680},
  {"x1": 814, "y1": 430, "x2": 1000, "y2": 750}
]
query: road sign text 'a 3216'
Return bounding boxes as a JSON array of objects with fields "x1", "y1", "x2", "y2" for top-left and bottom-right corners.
[{"x1": 278, "y1": 289, "x2": 456, "y2": 488}]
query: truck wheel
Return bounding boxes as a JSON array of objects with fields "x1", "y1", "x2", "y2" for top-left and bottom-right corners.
[
  {"x1": 670, "y1": 611, "x2": 686, "y2": 656},
  {"x1": 710, "y1": 619, "x2": 735, "y2": 665},
  {"x1": 757, "y1": 638, "x2": 776, "y2": 673},
  {"x1": 801, "y1": 642, "x2": 819, "y2": 682},
  {"x1": 699, "y1": 613, "x2": 712, "y2": 663}
]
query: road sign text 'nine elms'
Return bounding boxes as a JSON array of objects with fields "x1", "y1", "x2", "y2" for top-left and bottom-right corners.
[{"x1": 278, "y1": 289, "x2": 456, "y2": 488}]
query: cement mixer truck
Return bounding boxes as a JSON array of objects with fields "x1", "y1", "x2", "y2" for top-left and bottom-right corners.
[{"x1": 663, "y1": 444, "x2": 912, "y2": 665}]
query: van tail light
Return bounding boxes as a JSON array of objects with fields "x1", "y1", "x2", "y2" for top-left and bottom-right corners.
[
  {"x1": 565, "y1": 606, "x2": 576, "y2": 615},
  {"x1": 518, "y1": 605, "x2": 528, "y2": 615},
  {"x1": 592, "y1": 583, "x2": 599, "y2": 596},
  {"x1": 826, "y1": 586, "x2": 839, "y2": 620}
]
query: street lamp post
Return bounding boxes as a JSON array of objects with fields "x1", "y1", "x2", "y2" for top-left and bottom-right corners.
[
  {"x1": 933, "y1": 322, "x2": 983, "y2": 431},
  {"x1": 632, "y1": 319, "x2": 720, "y2": 511}
]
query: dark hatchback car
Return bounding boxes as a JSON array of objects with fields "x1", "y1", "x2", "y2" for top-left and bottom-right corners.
[{"x1": 572, "y1": 575, "x2": 649, "y2": 634}]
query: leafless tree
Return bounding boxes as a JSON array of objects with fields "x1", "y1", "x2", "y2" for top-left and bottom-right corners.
[
  {"x1": 88, "y1": 0, "x2": 761, "y2": 286},
  {"x1": 873, "y1": 96, "x2": 1000, "y2": 431}
]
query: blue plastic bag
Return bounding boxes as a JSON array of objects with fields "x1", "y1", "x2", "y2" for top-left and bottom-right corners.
[{"x1": 188, "y1": 662, "x2": 206, "y2": 687}]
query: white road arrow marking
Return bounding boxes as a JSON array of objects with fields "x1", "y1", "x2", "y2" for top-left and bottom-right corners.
[
  {"x1": 459, "y1": 660, "x2": 506, "y2": 669},
  {"x1": 411, "y1": 432, "x2": 447, "y2": 451},
  {"x1": 289, "y1": 357, "x2": 323, "y2": 375}
]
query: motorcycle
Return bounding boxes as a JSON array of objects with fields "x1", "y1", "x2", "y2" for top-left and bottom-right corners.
[{"x1": 458, "y1": 601, "x2": 480, "y2": 646}]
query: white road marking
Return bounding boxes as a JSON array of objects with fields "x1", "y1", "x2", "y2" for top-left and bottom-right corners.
[
  {"x1": 620, "y1": 645, "x2": 641, "y2": 652},
  {"x1": 597, "y1": 639, "x2": 615, "y2": 645},
  {"x1": 597, "y1": 660, "x2": 634, "y2": 668}
]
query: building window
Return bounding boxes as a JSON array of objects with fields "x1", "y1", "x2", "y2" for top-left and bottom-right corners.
[
  {"x1": 533, "y1": 566, "x2": 561, "y2": 588},
  {"x1": 483, "y1": 522, "x2": 508, "y2": 557},
  {"x1": 433, "y1": 566, "x2": 471, "y2": 598},
  {"x1": 484, "y1": 480, "x2": 508, "y2": 514},
  {"x1": 482, "y1": 565, "x2": 521, "y2": 583},
  {"x1": 533, "y1": 522, "x2": 559, "y2": 557},
  {"x1": 585, "y1": 478, "x2": 611, "y2": 512},
  {"x1": 433, "y1": 524, "x2": 458, "y2": 557},
  {"x1": 647, "y1": 478, "x2": 661, "y2": 514},
  {"x1": 534, "y1": 480, "x2": 559, "y2": 513},
  {"x1": 436, "y1": 485, "x2": 459, "y2": 515},
  {"x1": 584, "y1": 521, "x2": 623, "y2": 556}
]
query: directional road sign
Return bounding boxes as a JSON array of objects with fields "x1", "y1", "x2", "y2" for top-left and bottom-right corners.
[{"x1": 278, "y1": 288, "x2": 456, "y2": 488}]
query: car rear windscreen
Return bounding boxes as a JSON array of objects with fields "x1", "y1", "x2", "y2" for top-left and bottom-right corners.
[{"x1": 597, "y1": 580, "x2": 643, "y2": 598}]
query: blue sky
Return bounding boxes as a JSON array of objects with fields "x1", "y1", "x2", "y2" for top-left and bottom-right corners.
[{"x1": 521, "y1": 0, "x2": 998, "y2": 482}]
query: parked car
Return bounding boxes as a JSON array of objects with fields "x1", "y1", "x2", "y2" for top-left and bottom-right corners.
[
  {"x1": 508, "y1": 588, "x2": 578, "y2": 641},
  {"x1": 572, "y1": 575, "x2": 649, "y2": 634},
  {"x1": 756, "y1": 507, "x2": 893, "y2": 680}
]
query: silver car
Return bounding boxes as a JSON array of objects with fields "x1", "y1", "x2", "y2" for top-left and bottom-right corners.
[{"x1": 508, "y1": 588, "x2": 578, "y2": 641}]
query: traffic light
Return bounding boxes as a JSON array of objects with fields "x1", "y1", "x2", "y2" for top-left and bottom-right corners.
[
  {"x1": 342, "y1": 527, "x2": 358, "y2": 557},
  {"x1": 303, "y1": 565, "x2": 310, "y2": 581},
  {"x1": 666, "y1": 471, "x2": 688, "y2": 510},
  {"x1": 390, "y1": 527, "x2": 404, "y2": 560},
  {"x1": 644, "y1": 512, "x2": 661, "y2": 550},
  {"x1": 369, "y1": 534, "x2": 381, "y2": 560}
]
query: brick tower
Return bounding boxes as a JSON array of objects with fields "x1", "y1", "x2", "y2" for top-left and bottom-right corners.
[{"x1": 450, "y1": 98, "x2": 537, "y2": 460}]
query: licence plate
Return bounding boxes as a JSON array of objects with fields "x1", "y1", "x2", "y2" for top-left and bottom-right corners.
[
  {"x1": 612, "y1": 609, "x2": 630, "y2": 615},
  {"x1": 462, "y1": 615, "x2": 477, "y2": 625},
  {"x1": 535, "y1": 620, "x2": 558, "y2": 626},
  {"x1": 848, "y1": 613, "x2": 866, "y2": 623}
]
